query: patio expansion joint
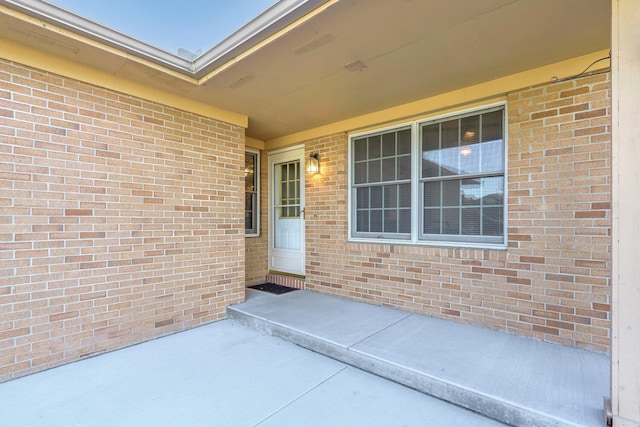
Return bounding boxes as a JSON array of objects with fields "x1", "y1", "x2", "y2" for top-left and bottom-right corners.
[
  {"x1": 346, "y1": 312, "x2": 414, "y2": 350},
  {"x1": 252, "y1": 365, "x2": 350, "y2": 426}
]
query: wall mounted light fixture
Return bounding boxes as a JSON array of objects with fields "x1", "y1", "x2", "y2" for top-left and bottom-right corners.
[{"x1": 308, "y1": 153, "x2": 320, "y2": 174}]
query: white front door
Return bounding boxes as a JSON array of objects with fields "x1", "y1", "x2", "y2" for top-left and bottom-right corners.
[{"x1": 269, "y1": 147, "x2": 305, "y2": 275}]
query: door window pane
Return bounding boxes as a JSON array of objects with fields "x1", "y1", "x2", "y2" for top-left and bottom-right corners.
[{"x1": 279, "y1": 161, "x2": 300, "y2": 218}]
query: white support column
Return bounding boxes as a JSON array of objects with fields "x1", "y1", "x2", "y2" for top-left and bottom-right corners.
[{"x1": 611, "y1": 0, "x2": 640, "y2": 425}]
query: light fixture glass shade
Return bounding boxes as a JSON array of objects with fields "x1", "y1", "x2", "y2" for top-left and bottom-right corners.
[{"x1": 308, "y1": 153, "x2": 320, "y2": 174}]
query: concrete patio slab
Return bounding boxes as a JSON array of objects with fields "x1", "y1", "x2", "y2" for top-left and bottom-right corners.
[
  {"x1": 229, "y1": 289, "x2": 411, "y2": 348},
  {"x1": 228, "y1": 289, "x2": 610, "y2": 427},
  {"x1": 351, "y1": 312, "x2": 608, "y2": 427},
  {"x1": 258, "y1": 363, "x2": 502, "y2": 427},
  {"x1": 0, "y1": 319, "x2": 504, "y2": 427}
]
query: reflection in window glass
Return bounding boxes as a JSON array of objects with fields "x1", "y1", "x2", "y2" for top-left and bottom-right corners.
[{"x1": 418, "y1": 109, "x2": 504, "y2": 243}]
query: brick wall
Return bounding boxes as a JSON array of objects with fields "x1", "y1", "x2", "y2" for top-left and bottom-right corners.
[
  {"x1": 0, "y1": 59, "x2": 245, "y2": 381},
  {"x1": 304, "y1": 72, "x2": 611, "y2": 352},
  {"x1": 245, "y1": 150, "x2": 268, "y2": 285}
]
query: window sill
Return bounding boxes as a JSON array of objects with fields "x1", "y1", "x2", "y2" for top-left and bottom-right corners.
[{"x1": 347, "y1": 237, "x2": 507, "y2": 251}]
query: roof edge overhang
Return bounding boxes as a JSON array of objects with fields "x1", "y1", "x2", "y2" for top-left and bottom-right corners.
[
  {"x1": 0, "y1": 0, "x2": 330, "y2": 78},
  {"x1": 0, "y1": 35, "x2": 249, "y2": 128}
]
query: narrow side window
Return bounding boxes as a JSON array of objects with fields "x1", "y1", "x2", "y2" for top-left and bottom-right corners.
[{"x1": 245, "y1": 151, "x2": 259, "y2": 236}]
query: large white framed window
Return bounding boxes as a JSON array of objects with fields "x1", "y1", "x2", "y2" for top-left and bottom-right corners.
[
  {"x1": 245, "y1": 150, "x2": 260, "y2": 236},
  {"x1": 350, "y1": 105, "x2": 506, "y2": 248}
]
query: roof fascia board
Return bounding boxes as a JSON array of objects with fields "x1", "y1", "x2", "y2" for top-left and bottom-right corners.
[
  {"x1": 193, "y1": 0, "x2": 330, "y2": 78},
  {"x1": 0, "y1": 0, "x2": 194, "y2": 73},
  {"x1": 0, "y1": 0, "x2": 331, "y2": 80}
]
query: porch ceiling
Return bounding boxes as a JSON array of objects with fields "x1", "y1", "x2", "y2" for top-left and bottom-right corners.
[{"x1": 0, "y1": 0, "x2": 610, "y2": 142}]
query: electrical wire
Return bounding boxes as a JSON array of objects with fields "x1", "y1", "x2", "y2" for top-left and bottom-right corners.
[{"x1": 551, "y1": 51, "x2": 611, "y2": 83}]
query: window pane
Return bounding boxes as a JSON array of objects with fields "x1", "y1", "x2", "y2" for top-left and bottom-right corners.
[
  {"x1": 399, "y1": 183, "x2": 411, "y2": 208},
  {"x1": 383, "y1": 210, "x2": 398, "y2": 233},
  {"x1": 424, "y1": 209, "x2": 440, "y2": 234},
  {"x1": 483, "y1": 207, "x2": 503, "y2": 236},
  {"x1": 462, "y1": 208, "x2": 481, "y2": 235},
  {"x1": 443, "y1": 180, "x2": 460, "y2": 207},
  {"x1": 424, "y1": 181, "x2": 440, "y2": 207},
  {"x1": 462, "y1": 178, "x2": 481, "y2": 205},
  {"x1": 481, "y1": 110, "x2": 503, "y2": 174},
  {"x1": 397, "y1": 155, "x2": 411, "y2": 180},
  {"x1": 354, "y1": 162, "x2": 367, "y2": 184},
  {"x1": 370, "y1": 210, "x2": 383, "y2": 232},
  {"x1": 422, "y1": 151, "x2": 440, "y2": 178},
  {"x1": 399, "y1": 209, "x2": 411, "y2": 233},
  {"x1": 369, "y1": 160, "x2": 381, "y2": 183},
  {"x1": 480, "y1": 139, "x2": 503, "y2": 174},
  {"x1": 382, "y1": 132, "x2": 396, "y2": 157},
  {"x1": 245, "y1": 173, "x2": 255, "y2": 190},
  {"x1": 245, "y1": 193, "x2": 255, "y2": 230},
  {"x1": 459, "y1": 142, "x2": 480, "y2": 175},
  {"x1": 246, "y1": 192, "x2": 253, "y2": 212},
  {"x1": 422, "y1": 124, "x2": 440, "y2": 178},
  {"x1": 422, "y1": 124, "x2": 440, "y2": 152},
  {"x1": 354, "y1": 138, "x2": 368, "y2": 161},
  {"x1": 384, "y1": 185, "x2": 397, "y2": 208},
  {"x1": 382, "y1": 157, "x2": 396, "y2": 181},
  {"x1": 357, "y1": 210, "x2": 369, "y2": 232},
  {"x1": 442, "y1": 208, "x2": 460, "y2": 234},
  {"x1": 398, "y1": 129, "x2": 411, "y2": 154},
  {"x1": 482, "y1": 177, "x2": 504, "y2": 206},
  {"x1": 441, "y1": 145, "x2": 462, "y2": 176},
  {"x1": 482, "y1": 110, "x2": 503, "y2": 142},
  {"x1": 357, "y1": 187, "x2": 370, "y2": 209},
  {"x1": 461, "y1": 116, "x2": 479, "y2": 146},
  {"x1": 245, "y1": 153, "x2": 256, "y2": 190},
  {"x1": 371, "y1": 186, "x2": 382, "y2": 208},
  {"x1": 442, "y1": 119, "x2": 458, "y2": 149},
  {"x1": 368, "y1": 135, "x2": 381, "y2": 158}
]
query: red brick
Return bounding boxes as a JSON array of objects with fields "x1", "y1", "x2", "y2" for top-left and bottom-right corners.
[
  {"x1": 520, "y1": 256, "x2": 545, "y2": 264},
  {"x1": 507, "y1": 292, "x2": 532, "y2": 301},
  {"x1": 532, "y1": 325, "x2": 559, "y2": 336},
  {"x1": 49, "y1": 311, "x2": 79, "y2": 322},
  {"x1": 155, "y1": 319, "x2": 175, "y2": 328},
  {"x1": 65, "y1": 209, "x2": 92, "y2": 216},
  {"x1": 575, "y1": 211, "x2": 606, "y2": 219}
]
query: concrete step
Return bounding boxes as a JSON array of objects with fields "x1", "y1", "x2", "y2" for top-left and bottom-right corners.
[{"x1": 227, "y1": 289, "x2": 609, "y2": 427}]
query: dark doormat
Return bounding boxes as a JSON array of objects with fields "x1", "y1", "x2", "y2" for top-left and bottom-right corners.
[{"x1": 248, "y1": 283, "x2": 299, "y2": 295}]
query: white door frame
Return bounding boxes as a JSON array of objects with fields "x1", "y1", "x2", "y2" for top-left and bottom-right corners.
[{"x1": 268, "y1": 145, "x2": 306, "y2": 276}]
